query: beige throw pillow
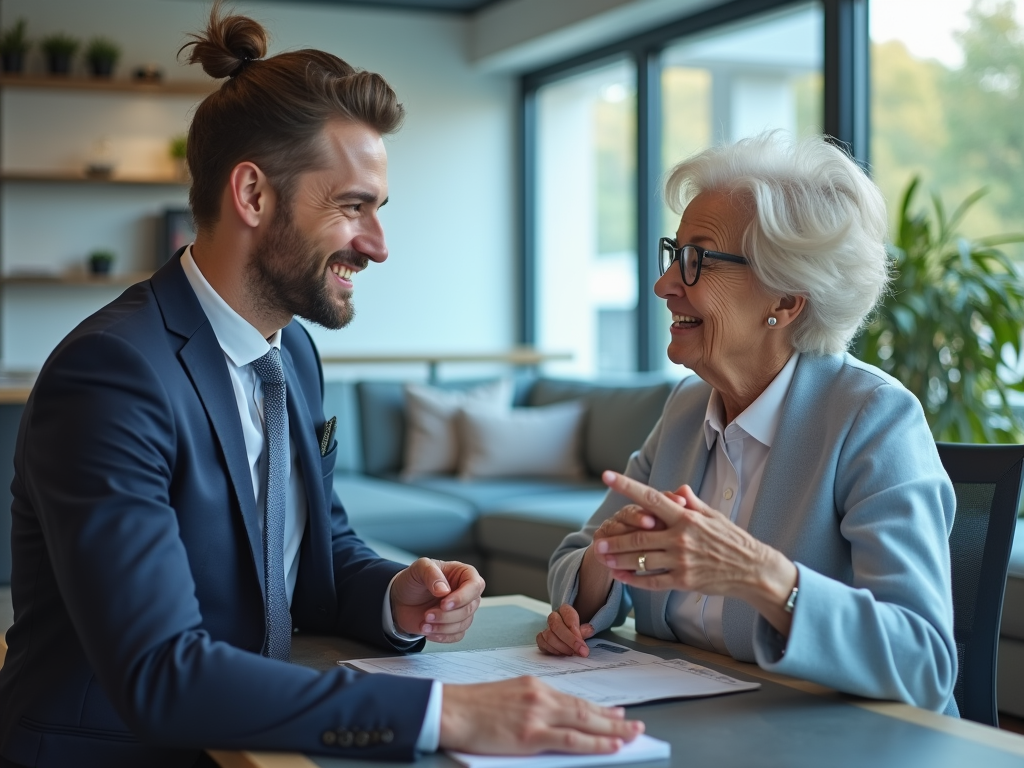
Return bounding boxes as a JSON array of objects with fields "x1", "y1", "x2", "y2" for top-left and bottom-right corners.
[
  {"x1": 401, "y1": 379, "x2": 513, "y2": 478},
  {"x1": 457, "y1": 400, "x2": 587, "y2": 479}
]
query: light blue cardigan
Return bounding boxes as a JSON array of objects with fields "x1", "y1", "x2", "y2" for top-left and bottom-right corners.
[{"x1": 548, "y1": 353, "x2": 958, "y2": 714}]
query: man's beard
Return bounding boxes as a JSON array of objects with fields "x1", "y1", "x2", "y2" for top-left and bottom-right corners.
[{"x1": 247, "y1": 206, "x2": 363, "y2": 330}]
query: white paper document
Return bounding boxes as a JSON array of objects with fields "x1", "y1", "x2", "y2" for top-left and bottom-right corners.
[
  {"x1": 347, "y1": 639, "x2": 759, "y2": 706},
  {"x1": 448, "y1": 733, "x2": 671, "y2": 768}
]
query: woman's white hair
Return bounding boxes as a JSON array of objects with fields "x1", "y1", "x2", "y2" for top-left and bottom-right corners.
[{"x1": 664, "y1": 131, "x2": 889, "y2": 356}]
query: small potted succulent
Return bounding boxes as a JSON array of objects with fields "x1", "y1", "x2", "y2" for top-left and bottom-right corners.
[
  {"x1": 41, "y1": 32, "x2": 79, "y2": 76},
  {"x1": 169, "y1": 134, "x2": 188, "y2": 180},
  {"x1": 85, "y1": 37, "x2": 120, "y2": 78},
  {"x1": 0, "y1": 19, "x2": 29, "y2": 74},
  {"x1": 87, "y1": 250, "x2": 115, "y2": 276}
]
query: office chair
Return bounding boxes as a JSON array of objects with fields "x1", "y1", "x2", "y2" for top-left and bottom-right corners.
[{"x1": 936, "y1": 442, "x2": 1024, "y2": 727}]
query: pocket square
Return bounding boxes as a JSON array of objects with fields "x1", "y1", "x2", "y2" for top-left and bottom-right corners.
[{"x1": 319, "y1": 415, "x2": 337, "y2": 457}]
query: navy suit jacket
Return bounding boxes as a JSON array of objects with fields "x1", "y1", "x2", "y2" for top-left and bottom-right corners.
[{"x1": 0, "y1": 255, "x2": 433, "y2": 768}]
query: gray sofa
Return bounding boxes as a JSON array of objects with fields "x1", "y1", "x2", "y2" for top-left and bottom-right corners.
[{"x1": 322, "y1": 376, "x2": 673, "y2": 599}]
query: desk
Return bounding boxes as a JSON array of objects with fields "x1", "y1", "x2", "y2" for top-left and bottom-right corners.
[{"x1": 210, "y1": 595, "x2": 1024, "y2": 768}]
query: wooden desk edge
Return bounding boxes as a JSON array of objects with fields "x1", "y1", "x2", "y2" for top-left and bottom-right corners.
[{"x1": 210, "y1": 594, "x2": 1024, "y2": 767}]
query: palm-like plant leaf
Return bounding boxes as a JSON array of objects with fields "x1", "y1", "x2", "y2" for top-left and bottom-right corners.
[{"x1": 854, "y1": 176, "x2": 1024, "y2": 443}]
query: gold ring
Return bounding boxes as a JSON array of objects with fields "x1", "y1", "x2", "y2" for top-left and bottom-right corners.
[{"x1": 637, "y1": 553, "x2": 647, "y2": 573}]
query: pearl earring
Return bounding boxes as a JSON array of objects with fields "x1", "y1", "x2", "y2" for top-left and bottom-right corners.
[{"x1": 767, "y1": 317, "x2": 778, "y2": 326}]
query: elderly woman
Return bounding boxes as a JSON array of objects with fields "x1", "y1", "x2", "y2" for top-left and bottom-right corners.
[{"x1": 538, "y1": 133, "x2": 958, "y2": 715}]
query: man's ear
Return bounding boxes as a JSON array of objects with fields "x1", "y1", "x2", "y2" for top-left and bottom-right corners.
[
  {"x1": 768, "y1": 294, "x2": 806, "y2": 328},
  {"x1": 227, "y1": 161, "x2": 275, "y2": 229}
]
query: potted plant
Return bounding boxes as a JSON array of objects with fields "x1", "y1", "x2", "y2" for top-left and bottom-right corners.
[
  {"x1": 853, "y1": 176, "x2": 1024, "y2": 443},
  {"x1": 169, "y1": 134, "x2": 188, "y2": 180},
  {"x1": 85, "y1": 37, "x2": 120, "y2": 78},
  {"x1": 0, "y1": 19, "x2": 29, "y2": 74},
  {"x1": 87, "y1": 250, "x2": 114, "y2": 276},
  {"x1": 41, "y1": 32, "x2": 79, "y2": 76}
]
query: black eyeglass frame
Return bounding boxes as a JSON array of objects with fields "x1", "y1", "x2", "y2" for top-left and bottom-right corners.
[{"x1": 658, "y1": 237, "x2": 749, "y2": 286}]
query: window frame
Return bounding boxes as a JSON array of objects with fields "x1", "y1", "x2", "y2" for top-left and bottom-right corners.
[{"x1": 518, "y1": 0, "x2": 868, "y2": 372}]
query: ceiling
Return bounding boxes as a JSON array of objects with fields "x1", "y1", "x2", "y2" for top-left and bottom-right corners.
[{"x1": 263, "y1": 0, "x2": 501, "y2": 12}]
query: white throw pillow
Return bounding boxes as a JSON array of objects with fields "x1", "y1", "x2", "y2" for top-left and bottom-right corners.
[
  {"x1": 457, "y1": 400, "x2": 587, "y2": 480},
  {"x1": 401, "y1": 379, "x2": 513, "y2": 478}
]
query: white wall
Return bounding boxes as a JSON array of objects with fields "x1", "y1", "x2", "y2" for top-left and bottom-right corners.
[{"x1": 0, "y1": 0, "x2": 517, "y2": 374}]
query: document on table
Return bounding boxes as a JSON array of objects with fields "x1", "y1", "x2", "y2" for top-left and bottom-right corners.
[
  {"x1": 346, "y1": 639, "x2": 759, "y2": 706},
  {"x1": 448, "y1": 733, "x2": 671, "y2": 768}
]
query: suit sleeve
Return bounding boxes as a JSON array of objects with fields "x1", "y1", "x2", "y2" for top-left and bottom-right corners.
[
  {"x1": 751, "y1": 383, "x2": 958, "y2": 712},
  {"x1": 21, "y1": 331, "x2": 432, "y2": 757}
]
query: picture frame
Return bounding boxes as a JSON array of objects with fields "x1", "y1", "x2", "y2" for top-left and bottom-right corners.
[{"x1": 160, "y1": 208, "x2": 195, "y2": 266}]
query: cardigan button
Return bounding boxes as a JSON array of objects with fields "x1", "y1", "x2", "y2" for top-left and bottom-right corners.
[
  {"x1": 380, "y1": 728, "x2": 394, "y2": 744},
  {"x1": 321, "y1": 731, "x2": 337, "y2": 746},
  {"x1": 337, "y1": 729, "x2": 354, "y2": 747},
  {"x1": 355, "y1": 730, "x2": 371, "y2": 747}
]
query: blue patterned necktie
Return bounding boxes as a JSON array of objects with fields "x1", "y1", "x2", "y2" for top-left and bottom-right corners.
[{"x1": 251, "y1": 347, "x2": 291, "y2": 661}]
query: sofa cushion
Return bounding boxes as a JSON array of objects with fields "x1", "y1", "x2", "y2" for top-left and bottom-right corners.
[
  {"x1": 528, "y1": 378, "x2": 673, "y2": 476},
  {"x1": 334, "y1": 474, "x2": 477, "y2": 555},
  {"x1": 458, "y1": 400, "x2": 586, "y2": 480},
  {"x1": 357, "y1": 379, "x2": 530, "y2": 478},
  {"x1": 402, "y1": 379, "x2": 513, "y2": 477},
  {"x1": 405, "y1": 476, "x2": 602, "y2": 512},
  {"x1": 1002, "y1": 518, "x2": 1024, "y2": 641},
  {"x1": 476, "y1": 491, "x2": 607, "y2": 564}
]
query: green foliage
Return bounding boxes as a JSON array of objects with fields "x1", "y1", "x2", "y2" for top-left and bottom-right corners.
[
  {"x1": 871, "y1": 1, "x2": 1024, "y2": 253},
  {"x1": 40, "y1": 33, "x2": 79, "y2": 58},
  {"x1": 0, "y1": 19, "x2": 29, "y2": 54},
  {"x1": 85, "y1": 37, "x2": 120, "y2": 65},
  {"x1": 88, "y1": 250, "x2": 114, "y2": 263},
  {"x1": 854, "y1": 177, "x2": 1024, "y2": 443},
  {"x1": 169, "y1": 135, "x2": 187, "y2": 160}
]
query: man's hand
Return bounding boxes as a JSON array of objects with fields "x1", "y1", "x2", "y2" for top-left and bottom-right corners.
[
  {"x1": 441, "y1": 677, "x2": 644, "y2": 755},
  {"x1": 390, "y1": 559, "x2": 485, "y2": 642}
]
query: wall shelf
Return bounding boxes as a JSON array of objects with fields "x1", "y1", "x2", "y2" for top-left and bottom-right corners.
[
  {"x1": 2, "y1": 171, "x2": 187, "y2": 186},
  {"x1": 0, "y1": 74, "x2": 216, "y2": 96},
  {"x1": 0, "y1": 272, "x2": 153, "y2": 287}
]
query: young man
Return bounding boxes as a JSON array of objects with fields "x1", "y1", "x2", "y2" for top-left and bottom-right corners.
[{"x1": 0, "y1": 6, "x2": 642, "y2": 768}]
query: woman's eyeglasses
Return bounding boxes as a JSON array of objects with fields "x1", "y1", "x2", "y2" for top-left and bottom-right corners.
[{"x1": 658, "y1": 238, "x2": 749, "y2": 286}]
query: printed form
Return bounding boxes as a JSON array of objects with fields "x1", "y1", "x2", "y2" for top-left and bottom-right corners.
[{"x1": 347, "y1": 640, "x2": 759, "y2": 706}]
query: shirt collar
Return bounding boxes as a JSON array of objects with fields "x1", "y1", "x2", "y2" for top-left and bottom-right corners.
[
  {"x1": 703, "y1": 352, "x2": 800, "y2": 450},
  {"x1": 180, "y1": 245, "x2": 282, "y2": 368}
]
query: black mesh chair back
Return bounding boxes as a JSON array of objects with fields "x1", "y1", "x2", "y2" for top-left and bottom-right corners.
[{"x1": 936, "y1": 442, "x2": 1024, "y2": 726}]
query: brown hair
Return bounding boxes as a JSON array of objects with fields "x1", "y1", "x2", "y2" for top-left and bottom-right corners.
[{"x1": 179, "y1": 2, "x2": 404, "y2": 232}]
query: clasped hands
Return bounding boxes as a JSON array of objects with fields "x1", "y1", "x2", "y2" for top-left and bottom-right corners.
[
  {"x1": 390, "y1": 558, "x2": 485, "y2": 642},
  {"x1": 538, "y1": 471, "x2": 798, "y2": 657}
]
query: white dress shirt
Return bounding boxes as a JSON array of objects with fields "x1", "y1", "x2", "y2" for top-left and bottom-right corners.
[
  {"x1": 180, "y1": 247, "x2": 441, "y2": 751},
  {"x1": 667, "y1": 353, "x2": 799, "y2": 653}
]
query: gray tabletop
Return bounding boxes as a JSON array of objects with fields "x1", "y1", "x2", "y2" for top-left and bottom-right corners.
[{"x1": 300, "y1": 605, "x2": 1023, "y2": 768}]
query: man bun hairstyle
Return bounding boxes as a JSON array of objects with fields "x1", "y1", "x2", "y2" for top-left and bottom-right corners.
[{"x1": 180, "y1": 2, "x2": 404, "y2": 232}]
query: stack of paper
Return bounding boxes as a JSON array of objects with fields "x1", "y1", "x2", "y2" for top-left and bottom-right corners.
[
  {"x1": 448, "y1": 733, "x2": 671, "y2": 768},
  {"x1": 347, "y1": 639, "x2": 759, "y2": 706}
]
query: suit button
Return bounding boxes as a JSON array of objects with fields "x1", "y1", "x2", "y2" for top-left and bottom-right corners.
[
  {"x1": 322, "y1": 731, "x2": 337, "y2": 746},
  {"x1": 380, "y1": 729, "x2": 394, "y2": 744},
  {"x1": 355, "y1": 730, "x2": 370, "y2": 747},
  {"x1": 337, "y1": 729, "x2": 353, "y2": 747}
]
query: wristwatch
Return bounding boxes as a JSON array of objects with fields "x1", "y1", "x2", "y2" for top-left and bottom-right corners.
[{"x1": 784, "y1": 586, "x2": 799, "y2": 614}]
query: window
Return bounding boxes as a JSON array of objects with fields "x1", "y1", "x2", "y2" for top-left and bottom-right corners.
[
  {"x1": 871, "y1": 0, "x2": 1024, "y2": 248},
  {"x1": 657, "y1": 4, "x2": 823, "y2": 371},
  {"x1": 534, "y1": 60, "x2": 637, "y2": 377},
  {"x1": 524, "y1": 1, "x2": 831, "y2": 376}
]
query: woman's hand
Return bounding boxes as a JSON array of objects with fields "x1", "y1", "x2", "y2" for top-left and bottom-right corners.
[
  {"x1": 537, "y1": 604, "x2": 596, "y2": 657},
  {"x1": 595, "y1": 471, "x2": 799, "y2": 635}
]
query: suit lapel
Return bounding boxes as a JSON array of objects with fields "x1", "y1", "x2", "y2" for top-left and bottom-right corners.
[
  {"x1": 638, "y1": 375, "x2": 712, "y2": 641},
  {"x1": 720, "y1": 353, "x2": 843, "y2": 658},
  {"x1": 152, "y1": 255, "x2": 265, "y2": 590}
]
